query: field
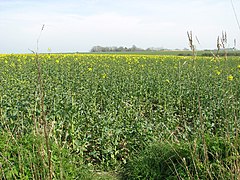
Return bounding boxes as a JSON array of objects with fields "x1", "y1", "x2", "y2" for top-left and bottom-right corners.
[{"x1": 0, "y1": 54, "x2": 240, "y2": 179}]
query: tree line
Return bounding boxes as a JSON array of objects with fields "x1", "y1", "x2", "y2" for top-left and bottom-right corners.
[{"x1": 90, "y1": 45, "x2": 164, "y2": 52}]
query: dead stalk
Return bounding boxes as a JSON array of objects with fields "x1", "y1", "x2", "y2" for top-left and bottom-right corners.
[
  {"x1": 198, "y1": 96, "x2": 212, "y2": 180},
  {"x1": 221, "y1": 31, "x2": 228, "y2": 60},
  {"x1": 30, "y1": 24, "x2": 52, "y2": 180},
  {"x1": 187, "y1": 31, "x2": 196, "y2": 59},
  {"x1": 217, "y1": 36, "x2": 221, "y2": 57}
]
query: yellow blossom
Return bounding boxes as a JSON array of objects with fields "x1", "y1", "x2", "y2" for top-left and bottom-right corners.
[
  {"x1": 88, "y1": 67, "x2": 93, "y2": 71},
  {"x1": 102, "y1": 73, "x2": 107, "y2": 79},
  {"x1": 228, "y1": 75, "x2": 233, "y2": 81},
  {"x1": 215, "y1": 70, "x2": 221, "y2": 75}
]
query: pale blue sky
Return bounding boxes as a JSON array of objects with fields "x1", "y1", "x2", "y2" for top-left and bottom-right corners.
[{"x1": 0, "y1": 0, "x2": 240, "y2": 53}]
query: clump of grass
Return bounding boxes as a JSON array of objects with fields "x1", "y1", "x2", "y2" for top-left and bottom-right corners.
[
  {"x1": 0, "y1": 131, "x2": 96, "y2": 179},
  {"x1": 123, "y1": 137, "x2": 240, "y2": 180}
]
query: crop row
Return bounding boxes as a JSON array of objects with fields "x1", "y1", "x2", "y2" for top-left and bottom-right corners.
[{"x1": 0, "y1": 54, "x2": 239, "y2": 172}]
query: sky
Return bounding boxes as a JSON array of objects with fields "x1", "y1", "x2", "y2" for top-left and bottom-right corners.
[{"x1": 1, "y1": 0, "x2": 240, "y2": 53}]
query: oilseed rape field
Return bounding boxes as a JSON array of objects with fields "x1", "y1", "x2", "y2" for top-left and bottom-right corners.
[{"x1": 0, "y1": 54, "x2": 240, "y2": 179}]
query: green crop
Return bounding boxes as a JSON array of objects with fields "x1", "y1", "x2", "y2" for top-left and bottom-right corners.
[{"x1": 0, "y1": 54, "x2": 239, "y2": 179}]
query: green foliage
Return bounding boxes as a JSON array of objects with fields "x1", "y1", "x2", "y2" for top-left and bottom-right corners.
[
  {"x1": 123, "y1": 137, "x2": 240, "y2": 180},
  {"x1": 123, "y1": 142, "x2": 191, "y2": 179},
  {"x1": 0, "y1": 54, "x2": 240, "y2": 178},
  {"x1": 0, "y1": 132, "x2": 47, "y2": 179},
  {"x1": 0, "y1": 132, "x2": 95, "y2": 179}
]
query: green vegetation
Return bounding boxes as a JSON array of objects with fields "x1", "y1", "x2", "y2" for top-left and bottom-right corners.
[
  {"x1": 86, "y1": 49, "x2": 240, "y2": 56},
  {"x1": 0, "y1": 54, "x2": 239, "y2": 179},
  {"x1": 123, "y1": 137, "x2": 239, "y2": 179}
]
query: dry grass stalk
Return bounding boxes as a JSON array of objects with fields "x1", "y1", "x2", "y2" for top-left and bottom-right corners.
[
  {"x1": 187, "y1": 31, "x2": 196, "y2": 58},
  {"x1": 29, "y1": 24, "x2": 53, "y2": 180},
  {"x1": 197, "y1": 96, "x2": 213, "y2": 180},
  {"x1": 221, "y1": 31, "x2": 228, "y2": 60},
  {"x1": 233, "y1": 38, "x2": 236, "y2": 50},
  {"x1": 216, "y1": 36, "x2": 221, "y2": 57}
]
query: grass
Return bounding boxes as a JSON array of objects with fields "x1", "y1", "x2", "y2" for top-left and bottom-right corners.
[
  {"x1": 123, "y1": 137, "x2": 239, "y2": 179},
  {"x1": 0, "y1": 131, "x2": 93, "y2": 179},
  {"x1": 0, "y1": 53, "x2": 239, "y2": 179}
]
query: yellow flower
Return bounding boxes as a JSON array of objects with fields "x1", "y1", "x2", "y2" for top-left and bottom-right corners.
[
  {"x1": 11, "y1": 62, "x2": 15, "y2": 67},
  {"x1": 215, "y1": 70, "x2": 221, "y2": 75},
  {"x1": 102, "y1": 73, "x2": 107, "y2": 79},
  {"x1": 88, "y1": 67, "x2": 93, "y2": 71},
  {"x1": 228, "y1": 75, "x2": 233, "y2": 81}
]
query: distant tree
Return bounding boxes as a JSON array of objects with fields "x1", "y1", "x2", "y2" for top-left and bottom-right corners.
[
  {"x1": 111, "y1": 46, "x2": 118, "y2": 52},
  {"x1": 118, "y1": 46, "x2": 124, "y2": 52},
  {"x1": 90, "y1": 45, "x2": 145, "y2": 52},
  {"x1": 131, "y1": 45, "x2": 137, "y2": 51},
  {"x1": 91, "y1": 46, "x2": 103, "y2": 52}
]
